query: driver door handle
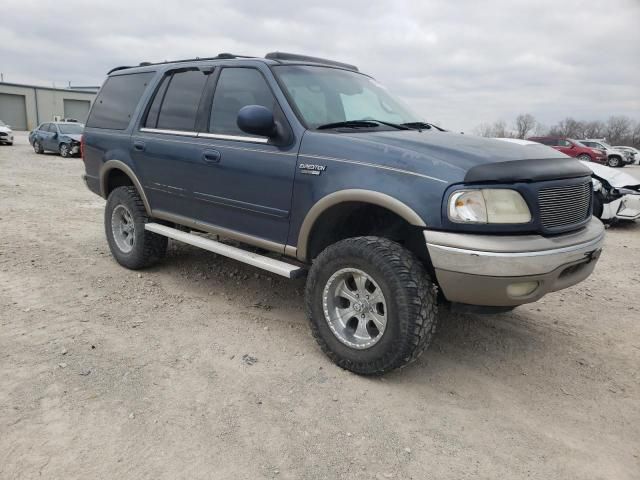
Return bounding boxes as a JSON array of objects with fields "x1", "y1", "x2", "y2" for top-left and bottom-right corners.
[
  {"x1": 202, "y1": 149, "x2": 221, "y2": 164},
  {"x1": 133, "y1": 141, "x2": 146, "y2": 152}
]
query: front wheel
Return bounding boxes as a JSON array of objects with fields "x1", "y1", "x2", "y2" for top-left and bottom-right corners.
[
  {"x1": 105, "y1": 186, "x2": 167, "y2": 269},
  {"x1": 33, "y1": 140, "x2": 44, "y2": 154},
  {"x1": 577, "y1": 154, "x2": 592, "y2": 162},
  {"x1": 305, "y1": 237, "x2": 438, "y2": 375},
  {"x1": 607, "y1": 156, "x2": 621, "y2": 168},
  {"x1": 59, "y1": 143, "x2": 70, "y2": 157}
]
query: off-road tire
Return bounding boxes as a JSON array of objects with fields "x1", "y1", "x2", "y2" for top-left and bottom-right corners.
[
  {"x1": 33, "y1": 140, "x2": 44, "y2": 154},
  {"x1": 305, "y1": 236, "x2": 438, "y2": 375},
  {"x1": 592, "y1": 192, "x2": 604, "y2": 219},
  {"x1": 105, "y1": 186, "x2": 167, "y2": 270}
]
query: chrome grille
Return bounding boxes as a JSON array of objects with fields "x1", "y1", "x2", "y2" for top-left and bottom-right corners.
[{"x1": 538, "y1": 180, "x2": 592, "y2": 230}]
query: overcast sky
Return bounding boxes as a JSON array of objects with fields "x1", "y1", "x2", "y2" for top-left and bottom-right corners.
[{"x1": 1, "y1": 0, "x2": 638, "y2": 132}]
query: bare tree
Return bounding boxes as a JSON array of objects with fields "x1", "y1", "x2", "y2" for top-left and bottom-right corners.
[
  {"x1": 492, "y1": 120, "x2": 508, "y2": 138},
  {"x1": 513, "y1": 114, "x2": 536, "y2": 139},
  {"x1": 582, "y1": 120, "x2": 606, "y2": 139},
  {"x1": 474, "y1": 120, "x2": 510, "y2": 138},
  {"x1": 549, "y1": 117, "x2": 584, "y2": 138},
  {"x1": 474, "y1": 122, "x2": 495, "y2": 137},
  {"x1": 632, "y1": 121, "x2": 640, "y2": 146},
  {"x1": 605, "y1": 116, "x2": 633, "y2": 145}
]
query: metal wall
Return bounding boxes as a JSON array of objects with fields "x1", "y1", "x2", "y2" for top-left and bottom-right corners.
[{"x1": 0, "y1": 82, "x2": 96, "y2": 130}]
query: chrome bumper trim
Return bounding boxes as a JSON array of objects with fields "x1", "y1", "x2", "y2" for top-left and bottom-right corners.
[{"x1": 425, "y1": 218, "x2": 605, "y2": 277}]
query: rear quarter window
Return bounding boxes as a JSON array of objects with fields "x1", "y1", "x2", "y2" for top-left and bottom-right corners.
[{"x1": 86, "y1": 72, "x2": 155, "y2": 130}]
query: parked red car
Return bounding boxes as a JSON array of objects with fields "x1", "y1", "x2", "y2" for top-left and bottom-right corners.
[{"x1": 527, "y1": 136, "x2": 607, "y2": 164}]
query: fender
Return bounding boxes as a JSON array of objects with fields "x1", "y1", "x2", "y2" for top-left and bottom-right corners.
[
  {"x1": 294, "y1": 189, "x2": 427, "y2": 261},
  {"x1": 99, "y1": 160, "x2": 151, "y2": 214}
]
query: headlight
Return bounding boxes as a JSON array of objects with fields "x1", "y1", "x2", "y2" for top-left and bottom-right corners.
[{"x1": 448, "y1": 189, "x2": 531, "y2": 224}]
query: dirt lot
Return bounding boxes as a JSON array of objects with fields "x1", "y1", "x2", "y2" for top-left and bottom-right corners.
[{"x1": 1, "y1": 132, "x2": 639, "y2": 480}]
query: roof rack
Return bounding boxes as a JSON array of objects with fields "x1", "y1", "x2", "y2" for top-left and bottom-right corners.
[
  {"x1": 106, "y1": 53, "x2": 256, "y2": 74},
  {"x1": 265, "y1": 52, "x2": 358, "y2": 72}
]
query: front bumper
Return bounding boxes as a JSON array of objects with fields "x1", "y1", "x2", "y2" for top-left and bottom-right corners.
[
  {"x1": 425, "y1": 218, "x2": 605, "y2": 306},
  {"x1": 614, "y1": 194, "x2": 640, "y2": 220}
]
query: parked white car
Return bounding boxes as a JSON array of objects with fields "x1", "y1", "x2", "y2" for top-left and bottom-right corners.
[
  {"x1": 583, "y1": 161, "x2": 640, "y2": 222},
  {"x1": 0, "y1": 120, "x2": 14, "y2": 145},
  {"x1": 494, "y1": 138, "x2": 640, "y2": 222},
  {"x1": 613, "y1": 146, "x2": 640, "y2": 165},
  {"x1": 579, "y1": 139, "x2": 633, "y2": 167}
]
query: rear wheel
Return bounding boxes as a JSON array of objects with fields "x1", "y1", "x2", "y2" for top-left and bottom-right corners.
[
  {"x1": 305, "y1": 236, "x2": 438, "y2": 375},
  {"x1": 577, "y1": 154, "x2": 592, "y2": 162},
  {"x1": 105, "y1": 186, "x2": 167, "y2": 269},
  {"x1": 607, "y1": 156, "x2": 621, "y2": 168},
  {"x1": 33, "y1": 140, "x2": 44, "y2": 154}
]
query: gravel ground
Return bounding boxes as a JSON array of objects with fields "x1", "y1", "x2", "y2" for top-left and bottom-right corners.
[{"x1": 1, "y1": 132, "x2": 639, "y2": 480}]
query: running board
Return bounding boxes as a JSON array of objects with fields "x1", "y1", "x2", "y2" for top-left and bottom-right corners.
[{"x1": 144, "y1": 223, "x2": 304, "y2": 279}]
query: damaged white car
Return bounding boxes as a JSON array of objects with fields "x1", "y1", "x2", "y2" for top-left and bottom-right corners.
[
  {"x1": 494, "y1": 138, "x2": 640, "y2": 223},
  {"x1": 584, "y1": 161, "x2": 640, "y2": 222}
]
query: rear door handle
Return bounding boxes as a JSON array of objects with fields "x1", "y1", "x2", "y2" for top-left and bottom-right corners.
[
  {"x1": 202, "y1": 149, "x2": 221, "y2": 164},
  {"x1": 133, "y1": 141, "x2": 146, "y2": 152}
]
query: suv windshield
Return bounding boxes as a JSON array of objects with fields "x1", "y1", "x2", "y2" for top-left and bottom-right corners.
[
  {"x1": 273, "y1": 65, "x2": 420, "y2": 129},
  {"x1": 58, "y1": 123, "x2": 84, "y2": 134}
]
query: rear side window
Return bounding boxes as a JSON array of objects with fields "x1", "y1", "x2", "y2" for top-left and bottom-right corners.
[
  {"x1": 86, "y1": 72, "x2": 154, "y2": 130},
  {"x1": 209, "y1": 68, "x2": 277, "y2": 136},
  {"x1": 154, "y1": 70, "x2": 208, "y2": 131}
]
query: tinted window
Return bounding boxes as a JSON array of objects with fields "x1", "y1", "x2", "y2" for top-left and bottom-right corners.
[
  {"x1": 144, "y1": 75, "x2": 169, "y2": 128},
  {"x1": 558, "y1": 139, "x2": 571, "y2": 147},
  {"x1": 209, "y1": 68, "x2": 277, "y2": 136},
  {"x1": 47, "y1": 124, "x2": 58, "y2": 133},
  {"x1": 156, "y1": 70, "x2": 208, "y2": 131},
  {"x1": 39, "y1": 123, "x2": 50, "y2": 131},
  {"x1": 86, "y1": 72, "x2": 154, "y2": 130}
]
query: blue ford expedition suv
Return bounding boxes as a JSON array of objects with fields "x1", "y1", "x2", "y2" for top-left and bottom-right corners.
[{"x1": 82, "y1": 52, "x2": 605, "y2": 374}]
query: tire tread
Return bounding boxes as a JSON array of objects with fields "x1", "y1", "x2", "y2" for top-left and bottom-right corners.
[{"x1": 305, "y1": 236, "x2": 438, "y2": 375}]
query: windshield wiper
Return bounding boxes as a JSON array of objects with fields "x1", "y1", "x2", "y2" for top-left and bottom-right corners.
[
  {"x1": 316, "y1": 119, "x2": 410, "y2": 131},
  {"x1": 401, "y1": 121, "x2": 445, "y2": 132},
  {"x1": 316, "y1": 120, "x2": 381, "y2": 130}
]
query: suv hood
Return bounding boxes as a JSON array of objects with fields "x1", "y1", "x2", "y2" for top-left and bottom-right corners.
[
  {"x1": 0, "y1": 126, "x2": 11, "y2": 133},
  {"x1": 301, "y1": 129, "x2": 590, "y2": 184}
]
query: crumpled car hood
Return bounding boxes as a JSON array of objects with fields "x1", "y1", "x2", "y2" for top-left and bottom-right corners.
[
  {"x1": 64, "y1": 134, "x2": 82, "y2": 142},
  {"x1": 580, "y1": 160, "x2": 640, "y2": 189}
]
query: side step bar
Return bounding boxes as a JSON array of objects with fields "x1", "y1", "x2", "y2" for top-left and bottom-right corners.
[{"x1": 144, "y1": 223, "x2": 304, "y2": 279}]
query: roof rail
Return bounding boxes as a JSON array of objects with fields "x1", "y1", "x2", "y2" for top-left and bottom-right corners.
[
  {"x1": 265, "y1": 52, "x2": 358, "y2": 72},
  {"x1": 107, "y1": 65, "x2": 135, "y2": 74},
  {"x1": 106, "y1": 53, "x2": 256, "y2": 74}
]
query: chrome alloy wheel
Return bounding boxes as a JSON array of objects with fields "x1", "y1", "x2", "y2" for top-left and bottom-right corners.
[
  {"x1": 322, "y1": 268, "x2": 387, "y2": 349},
  {"x1": 111, "y1": 204, "x2": 136, "y2": 253}
]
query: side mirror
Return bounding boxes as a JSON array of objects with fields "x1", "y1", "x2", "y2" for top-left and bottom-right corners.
[
  {"x1": 569, "y1": 144, "x2": 575, "y2": 149},
  {"x1": 237, "y1": 105, "x2": 277, "y2": 138}
]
